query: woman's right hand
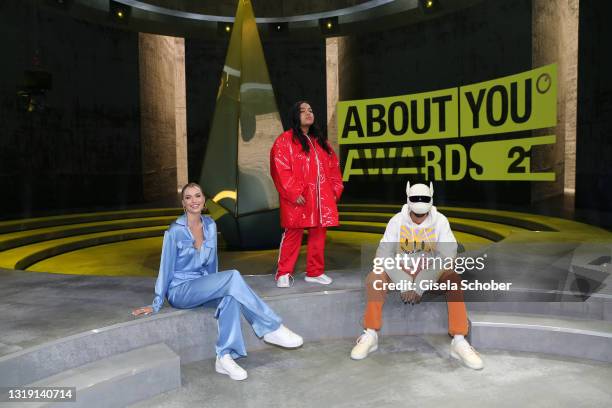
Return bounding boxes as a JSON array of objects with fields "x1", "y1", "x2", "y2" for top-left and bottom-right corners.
[
  {"x1": 296, "y1": 195, "x2": 306, "y2": 205},
  {"x1": 132, "y1": 306, "x2": 153, "y2": 316}
]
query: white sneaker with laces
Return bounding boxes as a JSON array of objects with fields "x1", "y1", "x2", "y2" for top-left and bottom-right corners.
[
  {"x1": 350, "y1": 329, "x2": 378, "y2": 360},
  {"x1": 215, "y1": 354, "x2": 248, "y2": 380},
  {"x1": 304, "y1": 273, "x2": 333, "y2": 285},
  {"x1": 450, "y1": 338, "x2": 484, "y2": 370},
  {"x1": 276, "y1": 274, "x2": 293, "y2": 288},
  {"x1": 263, "y1": 324, "x2": 304, "y2": 348}
]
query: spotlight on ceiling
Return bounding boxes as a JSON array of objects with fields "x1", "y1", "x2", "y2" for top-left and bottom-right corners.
[
  {"x1": 419, "y1": 0, "x2": 440, "y2": 13},
  {"x1": 319, "y1": 16, "x2": 339, "y2": 35},
  {"x1": 268, "y1": 22, "x2": 288, "y2": 36},
  {"x1": 217, "y1": 22, "x2": 233, "y2": 36},
  {"x1": 109, "y1": 1, "x2": 130, "y2": 23}
]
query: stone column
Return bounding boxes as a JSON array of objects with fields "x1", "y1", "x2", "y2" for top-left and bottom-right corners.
[
  {"x1": 326, "y1": 37, "x2": 341, "y2": 154},
  {"x1": 139, "y1": 33, "x2": 187, "y2": 204},
  {"x1": 531, "y1": 0, "x2": 579, "y2": 201},
  {"x1": 174, "y1": 37, "x2": 188, "y2": 193},
  {"x1": 326, "y1": 36, "x2": 357, "y2": 154}
]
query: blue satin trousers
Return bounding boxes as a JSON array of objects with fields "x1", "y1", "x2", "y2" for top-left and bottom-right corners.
[{"x1": 168, "y1": 269, "x2": 282, "y2": 358}]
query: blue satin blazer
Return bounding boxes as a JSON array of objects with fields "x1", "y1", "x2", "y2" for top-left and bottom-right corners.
[{"x1": 152, "y1": 214, "x2": 218, "y2": 312}]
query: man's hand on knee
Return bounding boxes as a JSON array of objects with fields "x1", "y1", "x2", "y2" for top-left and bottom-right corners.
[{"x1": 400, "y1": 290, "x2": 421, "y2": 305}]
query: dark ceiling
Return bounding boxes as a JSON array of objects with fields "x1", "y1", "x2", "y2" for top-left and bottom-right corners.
[
  {"x1": 142, "y1": 0, "x2": 374, "y2": 18},
  {"x1": 40, "y1": 0, "x2": 484, "y2": 39}
]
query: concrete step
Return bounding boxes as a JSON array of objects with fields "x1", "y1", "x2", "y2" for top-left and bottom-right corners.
[
  {"x1": 1, "y1": 273, "x2": 610, "y2": 400},
  {"x1": 470, "y1": 312, "x2": 612, "y2": 362},
  {"x1": 0, "y1": 216, "x2": 176, "y2": 252},
  {"x1": 468, "y1": 300, "x2": 612, "y2": 322},
  {"x1": 0, "y1": 209, "x2": 182, "y2": 234},
  {"x1": 0, "y1": 343, "x2": 180, "y2": 408},
  {"x1": 0, "y1": 226, "x2": 167, "y2": 270}
]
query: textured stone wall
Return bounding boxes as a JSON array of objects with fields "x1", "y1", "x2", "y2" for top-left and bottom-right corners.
[
  {"x1": 326, "y1": 37, "x2": 340, "y2": 153},
  {"x1": 174, "y1": 38, "x2": 188, "y2": 190},
  {"x1": 138, "y1": 33, "x2": 187, "y2": 204},
  {"x1": 531, "y1": 0, "x2": 579, "y2": 201},
  {"x1": 326, "y1": 35, "x2": 359, "y2": 155}
]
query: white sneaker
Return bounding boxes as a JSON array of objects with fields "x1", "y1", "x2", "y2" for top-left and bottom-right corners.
[
  {"x1": 304, "y1": 273, "x2": 333, "y2": 285},
  {"x1": 215, "y1": 354, "x2": 248, "y2": 380},
  {"x1": 350, "y1": 329, "x2": 378, "y2": 360},
  {"x1": 276, "y1": 274, "x2": 293, "y2": 288},
  {"x1": 263, "y1": 324, "x2": 304, "y2": 348},
  {"x1": 450, "y1": 338, "x2": 484, "y2": 370}
]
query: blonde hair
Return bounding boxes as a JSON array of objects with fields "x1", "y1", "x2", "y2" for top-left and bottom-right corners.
[{"x1": 180, "y1": 182, "x2": 203, "y2": 200}]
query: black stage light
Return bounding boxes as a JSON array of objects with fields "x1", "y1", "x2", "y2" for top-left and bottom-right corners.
[
  {"x1": 268, "y1": 22, "x2": 288, "y2": 36},
  {"x1": 109, "y1": 1, "x2": 131, "y2": 23},
  {"x1": 419, "y1": 0, "x2": 441, "y2": 14},
  {"x1": 319, "y1": 16, "x2": 339, "y2": 35},
  {"x1": 217, "y1": 22, "x2": 233, "y2": 36}
]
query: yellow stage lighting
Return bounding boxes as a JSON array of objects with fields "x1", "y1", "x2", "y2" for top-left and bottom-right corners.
[
  {"x1": 212, "y1": 190, "x2": 237, "y2": 202},
  {"x1": 319, "y1": 17, "x2": 338, "y2": 34},
  {"x1": 419, "y1": 0, "x2": 439, "y2": 13}
]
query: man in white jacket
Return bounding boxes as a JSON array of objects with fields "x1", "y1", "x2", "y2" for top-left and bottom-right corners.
[{"x1": 350, "y1": 182, "x2": 484, "y2": 370}]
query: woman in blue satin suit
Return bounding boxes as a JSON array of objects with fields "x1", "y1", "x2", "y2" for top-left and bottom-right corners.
[{"x1": 132, "y1": 182, "x2": 303, "y2": 381}]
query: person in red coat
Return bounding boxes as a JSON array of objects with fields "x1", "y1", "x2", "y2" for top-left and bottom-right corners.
[{"x1": 270, "y1": 101, "x2": 344, "y2": 288}]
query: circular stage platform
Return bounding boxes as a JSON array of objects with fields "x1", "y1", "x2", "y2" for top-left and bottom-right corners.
[
  {"x1": 0, "y1": 206, "x2": 611, "y2": 406},
  {"x1": 0, "y1": 204, "x2": 609, "y2": 276},
  {"x1": 1, "y1": 269, "x2": 611, "y2": 407}
]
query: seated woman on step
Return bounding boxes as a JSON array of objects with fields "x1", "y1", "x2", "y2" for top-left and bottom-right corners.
[{"x1": 132, "y1": 182, "x2": 303, "y2": 381}]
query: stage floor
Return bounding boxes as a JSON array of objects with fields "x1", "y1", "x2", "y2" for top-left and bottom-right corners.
[
  {"x1": 2, "y1": 264, "x2": 612, "y2": 406},
  {"x1": 131, "y1": 336, "x2": 612, "y2": 408}
]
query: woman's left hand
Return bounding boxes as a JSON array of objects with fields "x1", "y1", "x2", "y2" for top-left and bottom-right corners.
[{"x1": 132, "y1": 306, "x2": 153, "y2": 316}]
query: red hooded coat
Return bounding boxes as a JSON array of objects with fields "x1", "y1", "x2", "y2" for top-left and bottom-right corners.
[{"x1": 270, "y1": 130, "x2": 344, "y2": 229}]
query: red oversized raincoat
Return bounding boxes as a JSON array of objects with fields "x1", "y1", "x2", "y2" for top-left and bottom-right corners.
[{"x1": 270, "y1": 130, "x2": 344, "y2": 229}]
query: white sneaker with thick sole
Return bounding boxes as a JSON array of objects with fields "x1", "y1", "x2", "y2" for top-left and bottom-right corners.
[
  {"x1": 350, "y1": 329, "x2": 378, "y2": 360},
  {"x1": 276, "y1": 274, "x2": 293, "y2": 288},
  {"x1": 215, "y1": 354, "x2": 248, "y2": 380},
  {"x1": 263, "y1": 324, "x2": 304, "y2": 348},
  {"x1": 304, "y1": 273, "x2": 333, "y2": 285},
  {"x1": 450, "y1": 338, "x2": 484, "y2": 370}
]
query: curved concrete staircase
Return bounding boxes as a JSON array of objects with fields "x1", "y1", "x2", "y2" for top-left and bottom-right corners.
[{"x1": 0, "y1": 206, "x2": 610, "y2": 406}]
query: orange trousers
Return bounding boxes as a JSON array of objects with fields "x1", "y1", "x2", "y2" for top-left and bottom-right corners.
[{"x1": 363, "y1": 269, "x2": 469, "y2": 336}]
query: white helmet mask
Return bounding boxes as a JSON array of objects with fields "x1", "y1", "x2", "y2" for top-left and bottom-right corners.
[{"x1": 406, "y1": 182, "x2": 434, "y2": 215}]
